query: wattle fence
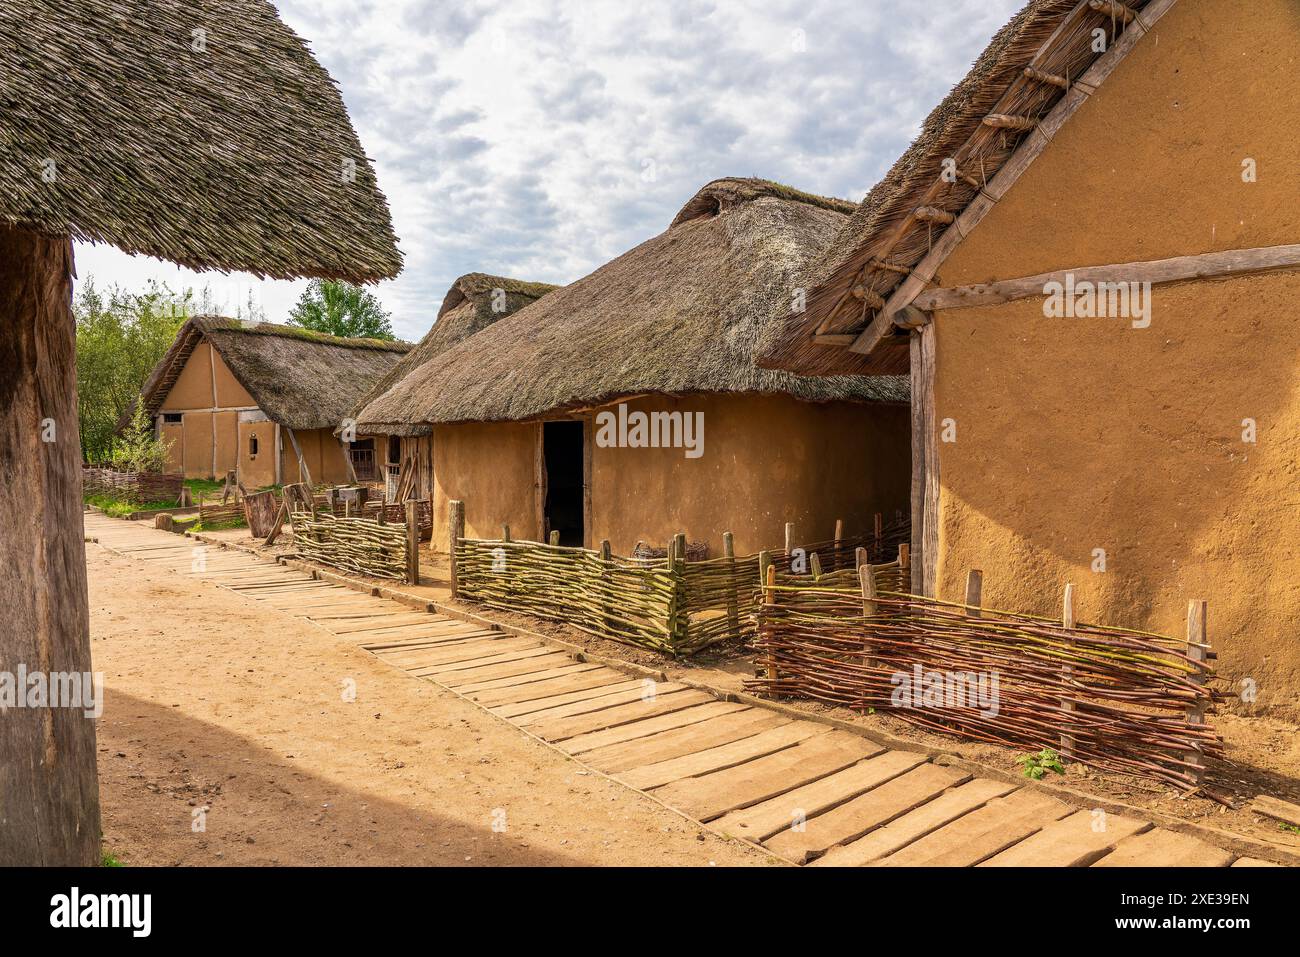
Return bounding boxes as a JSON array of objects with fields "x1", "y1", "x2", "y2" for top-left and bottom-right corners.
[
  {"x1": 745, "y1": 582, "x2": 1223, "y2": 791},
  {"x1": 82, "y1": 467, "x2": 184, "y2": 505},
  {"x1": 291, "y1": 511, "x2": 410, "y2": 580},
  {"x1": 452, "y1": 534, "x2": 910, "y2": 656}
]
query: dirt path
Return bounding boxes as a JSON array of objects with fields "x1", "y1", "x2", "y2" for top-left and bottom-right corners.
[{"x1": 88, "y1": 544, "x2": 775, "y2": 866}]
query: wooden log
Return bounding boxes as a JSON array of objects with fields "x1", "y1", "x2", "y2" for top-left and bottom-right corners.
[
  {"x1": 1059, "y1": 583, "x2": 1077, "y2": 762},
  {"x1": 1023, "y1": 65, "x2": 1069, "y2": 89},
  {"x1": 1184, "y1": 600, "x2": 1208, "y2": 785},
  {"x1": 965, "y1": 570, "x2": 983, "y2": 616},
  {"x1": 447, "y1": 499, "x2": 464, "y2": 598},
  {"x1": 405, "y1": 500, "x2": 420, "y2": 586},
  {"x1": 982, "y1": 113, "x2": 1038, "y2": 131},
  {"x1": 1251, "y1": 795, "x2": 1300, "y2": 829},
  {"x1": 264, "y1": 498, "x2": 289, "y2": 545},
  {"x1": 913, "y1": 205, "x2": 956, "y2": 224},
  {"x1": 910, "y1": 324, "x2": 938, "y2": 596},
  {"x1": 1089, "y1": 0, "x2": 1137, "y2": 23},
  {"x1": 0, "y1": 225, "x2": 101, "y2": 865}
]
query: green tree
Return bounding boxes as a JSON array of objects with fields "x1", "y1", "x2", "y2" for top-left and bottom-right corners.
[
  {"x1": 287, "y1": 279, "x2": 394, "y2": 339},
  {"x1": 74, "y1": 278, "x2": 215, "y2": 463}
]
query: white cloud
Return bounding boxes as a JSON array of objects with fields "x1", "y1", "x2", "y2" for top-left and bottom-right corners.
[{"x1": 74, "y1": 0, "x2": 1020, "y2": 342}]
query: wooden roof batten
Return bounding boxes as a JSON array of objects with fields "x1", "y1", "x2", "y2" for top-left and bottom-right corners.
[{"x1": 808, "y1": 0, "x2": 1174, "y2": 368}]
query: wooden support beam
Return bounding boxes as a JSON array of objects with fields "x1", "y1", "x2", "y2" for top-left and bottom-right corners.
[
  {"x1": 284, "y1": 426, "x2": 313, "y2": 489},
  {"x1": 869, "y1": 258, "x2": 912, "y2": 276},
  {"x1": 845, "y1": 0, "x2": 1180, "y2": 356},
  {"x1": 1023, "y1": 65, "x2": 1069, "y2": 89},
  {"x1": 982, "y1": 113, "x2": 1038, "y2": 131},
  {"x1": 892, "y1": 305, "x2": 932, "y2": 330},
  {"x1": 1089, "y1": 0, "x2": 1136, "y2": 23},
  {"x1": 850, "y1": 283, "x2": 886, "y2": 309},
  {"x1": 912, "y1": 243, "x2": 1300, "y2": 312},
  {"x1": 913, "y1": 205, "x2": 956, "y2": 225},
  {"x1": 813, "y1": 333, "x2": 858, "y2": 347},
  {"x1": 909, "y1": 326, "x2": 938, "y2": 597},
  {"x1": 339, "y1": 435, "x2": 359, "y2": 485}
]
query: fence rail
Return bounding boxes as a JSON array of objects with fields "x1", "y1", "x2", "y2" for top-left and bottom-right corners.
[{"x1": 745, "y1": 583, "x2": 1223, "y2": 791}]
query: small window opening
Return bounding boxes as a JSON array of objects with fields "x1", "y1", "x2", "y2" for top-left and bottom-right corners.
[
  {"x1": 162, "y1": 412, "x2": 183, "y2": 424},
  {"x1": 249, "y1": 434, "x2": 259, "y2": 457}
]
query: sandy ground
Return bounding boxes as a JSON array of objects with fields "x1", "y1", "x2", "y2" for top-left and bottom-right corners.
[{"x1": 87, "y1": 545, "x2": 777, "y2": 867}]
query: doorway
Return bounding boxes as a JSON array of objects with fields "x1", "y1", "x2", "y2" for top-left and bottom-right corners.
[{"x1": 543, "y1": 421, "x2": 585, "y2": 547}]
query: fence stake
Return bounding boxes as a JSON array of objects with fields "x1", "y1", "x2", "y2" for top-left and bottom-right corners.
[
  {"x1": 405, "y1": 499, "x2": 420, "y2": 586},
  {"x1": 898, "y1": 544, "x2": 910, "y2": 584},
  {"x1": 965, "y1": 570, "x2": 983, "y2": 617},
  {"x1": 501, "y1": 524, "x2": 511, "y2": 542},
  {"x1": 723, "y1": 531, "x2": 738, "y2": 641},
  {"x1": 809, "y1": 552, "x2": 823, "y2": 581},
  {"x1": 833, "y1": 518, "x2": 843, "y2": 570},
  {"x1": 1184, "y1": 599, "x2": 1209, "y2": 786},
  {"x1": 859, "y1": 562, "x2": 878, "y2": 669},
  {"x1": 548, "y1": 530, "x2": 560, "y2": 546},
  {"x1": 599, "y1": 539, "x2": 612, "y2": 636},
  {"x1": 854, "y1": 546, "x2": 868, "y2": 570},
  {"x1": 758, "y1": 549, "x2": 771, "y2": 588},
  {"x1": 874, "y1": 512, "x2": 883, "y2": 561},
  {"x1": 1059, "y1": 583, "x2": 1076, "y2": 762},
  {"x1": 447, "y1": 499, "x2": 464, "y2": 597},
  {"x1": 764, "y1": 563, "x2": 778, "y2": 681}
]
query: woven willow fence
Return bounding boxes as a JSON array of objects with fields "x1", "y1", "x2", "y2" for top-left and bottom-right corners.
[
  {"x1": 453, "y1": 535, "x2": 908, "y2": 657},
  {"x1": 291, "y1": 511, "x2": 409, "y2": 580},
  {"x1": 82, "y1": 467, "x2": 183, "y2": 504},
  {"x1": 745, "y1": 584, "x2": 1223, "y2": 791}
]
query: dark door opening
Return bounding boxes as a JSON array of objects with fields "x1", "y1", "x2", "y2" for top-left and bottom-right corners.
[{"x1": 543, "y1": 421, "x2": 585, "y2": 547}]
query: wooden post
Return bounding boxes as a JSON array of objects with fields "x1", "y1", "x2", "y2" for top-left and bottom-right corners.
[
  {"x1": 965, "y1": 570, "x2": 983, "y2": 616},
  {"x1": 1185, "y1": 600, "x2": 1209, "y2": 786},
  {"x1": 501, "y1": 524, "x2": 511, "y2": 542},
  {"x1": 1059, "y1": 583, "x2": 1076, "y2": 762},
  {"x1": 447, "y1": 499, "x2": 464, "y2": 597},
  {"x1": 548, "y1": 529, "x2": 560, "y2": 546},
  {"x1": 723, "y1": 531, "x2": 739, "y2": 641},
  {"x1": 405, "y1": 499, "x2": 419, "y2": 586},
  {"x1": 0, "y1": 226, "x2": 101, "y2": 864},
  {"x1": 784, "y1": 521, "x2": 794, "y2": 568},
  {"x1": 599, "y1": 539, "x2": 612, "y2": 636},
  {"x1": 809, "y1": 552, "x2": 823, "y2": 581},
  {"x1": 873, "y1": 512, "x2": 883, "y2": 561},
  {"x1": 673, "y1": 532, "x2": 686, "y2": 565},
  {"x1": 910, "y1": 322, "x2": 938, "y2": 597},
  {"x1": 833, "y1": 518, "x2": 843, "y2": 570},
  {"x1": 284, "y1": 426, "x2": 313, "y2": 488},
  {"x1": 339, "y1": 435, "x2": 359, "y2": 485},
  {"x1": 898, "y1": 543, "x2": 910, "y2": 588},
  {"x1": 758, "y1": 549, "x2": 772, "y2": 589},
  {"x1": 859, "y1": 562, "x2": 878, "y2": 668},
  {"x1": 855, "y1": 546, "x2": 868, "y2": 574},
  {"x1": 764, "y1": 564, "x2": 778, "y2": 681}
]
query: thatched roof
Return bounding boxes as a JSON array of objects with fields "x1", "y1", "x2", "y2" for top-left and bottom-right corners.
[
  {"x1": 352, "y1": 273, "x2": 559, "y2": 435},
  {"x1": 356, "y1": 178, "x2": 909, "y2": 429},
  {"x1": 0, "y1": 0, "x2": 401, "y2": 282},
  {"x1": 759, "y1": 0, "x2": 1164, "y2": 376},
  {"x1": 136, "y1": 317, "x2": 412, "y2": 432}
]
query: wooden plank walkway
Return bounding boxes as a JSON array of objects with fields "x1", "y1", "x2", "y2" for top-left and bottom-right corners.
[{"x1": 86, "y1": 513, "x2": 1279, "y2": 868}]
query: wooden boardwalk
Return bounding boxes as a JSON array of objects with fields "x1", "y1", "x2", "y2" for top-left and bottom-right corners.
[{"x1": 85, "y1": 513, "x2": 1281, "y2": 868}]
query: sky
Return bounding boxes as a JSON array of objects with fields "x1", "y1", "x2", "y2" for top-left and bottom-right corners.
[{"x1": 73, "y1": 0, "x2": 1022, "y2": 342}]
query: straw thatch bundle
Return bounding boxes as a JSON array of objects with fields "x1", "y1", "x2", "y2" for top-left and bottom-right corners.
[
  {"x1": 0, "y1": 0, "x2": 402, "y2": 281},
  {"x1": 760, "y1": 0, "x2": 1158, "y2": 375},
  {"x1": 352, "y1": 274, "x2": 559, "y2": 436},
  {"x1": 134, "y1": 317, "x2": 411, "y2": 432},
  {"x1": 357, "y1": 177, "x2": 909, "y2": 428}
]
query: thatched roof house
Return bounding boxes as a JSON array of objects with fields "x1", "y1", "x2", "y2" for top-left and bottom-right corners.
[
  {"x1": 364, "y1": 178, "x2": 905, "y2": 428},
  {"x1": 134, "y1": 318, "x2": 410, "y2": 485},
  {"x1": 362, "y1": 177, "x2": 910, "y2": 556},
  {"x1": 1, "y1": 0, "x2": 401, "y2": 864},
  {"x1": 754, "y1": 0, "x2": 1300, "y2": 707},
  {"x1": 353, "y1": 273, "x2": 559, "y2": 437}
]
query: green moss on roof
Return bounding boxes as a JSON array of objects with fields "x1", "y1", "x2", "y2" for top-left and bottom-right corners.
[
  {"x1": 455, "y1": 273, "x2": 562, "y2": 300},
  {"x1": 193, "y1": 317, "x2": 411, "y2": 353}
]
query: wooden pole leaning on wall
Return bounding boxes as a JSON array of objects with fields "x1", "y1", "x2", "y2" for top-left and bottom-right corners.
[
  {"x1": 1185, "y1": 600, "x2": 1209, "y2": 787},
  {"x1": 965, "y1": 570, "x2": 983, "y2": 617},
  {"x1": 447, "y1": 499, "x2": 464, "y2": 597},
  {"x1": 405, "y1": 499, "x2": 420, "y2": 587},
  {"x1": 1059, "y1": 583, "x2": 1077, "y2": 763},
  {"x1": 723, "y1": 531, "x2": 739, "y2": 640}
]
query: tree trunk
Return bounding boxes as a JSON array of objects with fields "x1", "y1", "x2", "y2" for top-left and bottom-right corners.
[{"x1": 0, "y1": 225, "x2": 102, "y2": 865}]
